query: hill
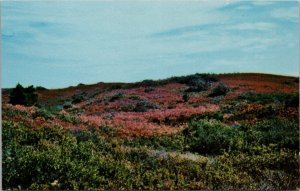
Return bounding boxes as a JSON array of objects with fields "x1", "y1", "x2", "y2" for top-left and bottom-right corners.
[{"x1": 2, "y1": 73, "x2": 299, "y2": 190}]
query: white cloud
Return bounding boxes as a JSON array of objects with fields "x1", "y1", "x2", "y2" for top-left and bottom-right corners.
[
  {"x1": 271, "y1": 7, "x2": 299, "y2": 22},
  {"x1": 2, "y1": 1, "x2": 299, "y2": 87},
  {"x1": 235, "y1": 6, "x2": 252, "y2": 10},
  {"x1": 252, "y1": 1, "x2": 274, "y2": 6},
  {"x1": 227, "y1": 22, "x2": 276, "y2": 31}
]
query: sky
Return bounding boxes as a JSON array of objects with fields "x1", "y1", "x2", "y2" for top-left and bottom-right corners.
[{"x1": 2, "y1": 1, "x2": 299, "y2": 88}]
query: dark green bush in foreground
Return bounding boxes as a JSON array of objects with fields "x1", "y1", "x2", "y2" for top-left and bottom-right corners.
[
  {"x1": 183, "y1": 119, "x2": 299, "y2": 154},
  {"x1": 183, "y1": 119, "x2": 235, "y2": 154}
]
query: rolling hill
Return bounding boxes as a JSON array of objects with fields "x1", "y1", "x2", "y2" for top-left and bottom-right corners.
[{"x1": 2, "y1": 73, "x2": 299, "y2": 190}]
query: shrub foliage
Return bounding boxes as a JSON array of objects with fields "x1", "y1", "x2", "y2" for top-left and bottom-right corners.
[
  {"x1": 9, "y1": 84, "x2": 38, "y2": 106},
  {"x1": 3, "y1": 74, "x2": 299, "y2": 190},
  {"x1": 3, "y1": 117, "x2": 299, "y2": 190}
]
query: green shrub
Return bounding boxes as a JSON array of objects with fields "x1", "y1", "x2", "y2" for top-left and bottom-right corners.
[
  {"x1": 110, "y1": 84, "x2": 123, "y2": 89},
  {"x1": 57, "y1": 113, "x2": 81, "y2": 124},
  {"x1": 182, "y1": 93, "x2": 189, "y2": 102},
  {"x1": 185, "y1": 79, "x2": 209, "y2": 92},
  {"x1": 119, "y1": 101, "x2": 158, "y2": 112},
  {"x1": 32, "y1": 109, "x2": 54, "y2": 120},
  {"x1": 127, "y1": 80, "x2": 165, "y2": 88},
  {"x1": 122, "y1": 73, "x2": 218, "y2": 89},
  {"x1": 217, "y1": 151, "x2": 299, "y2": 190},
  {"x1": 285, "y1": 93, "x2": 299, "y2": 107},
  {"x1": 209, "y1": 83, "x2": 229, "y2": 97},
  {"x1": 230, "y1": 105, "x2": 279, "y2": 121},
  {"x1": 63, "y1": 102, "x2": 73, "y2": 109},
  {"x1": 71, "y1": 92, "x2": 88, "y2": 104},
  {"x1": 124, "y1": 134, "x2": 185, "y2": 151},
  {"x1": 9, "y1": 84, "x2": 38, "y2": 106},
  {"x1": 3, "y1": 118, "x2": 299, "y2": 190},
  {"x1": 105, "y1": 92, "x2": 124, "y2": 102},
  {"x1": 198, "y1": 73, "x2": 219, "y2": 82},
  {"x1": 238, "y1": 92, "x2": 299, "y2": 106},
  {"x1": 2, "y1": 121, "x2": 112, "y2": 190},
  {"x1": 168, "y1": 73, "x2": 218, "y2": 85},
  {"x1": 167, "y1": 102, "x2": 176, "y2": 109},
  {"x1": 183, "y1": 119, "x2": 235, "y2": 154},
  {"x1": 2, "y1": 107, "x2": 31, "y2": 118},
  {"x1": 183, "y1": 118, "x2": 299, "y2": 155},
  {"x1": 120, "y1": 104, "x2": 135, "y2": 112},
  {"x1": 128, "y1": 95, "x2": 141, "y2": 100},
  {"x1": 134, "y1": 101, "x2": 158, "y2": 112},
  {"x1": 239, "y1": 119, "x2": 299, "y2": 151}
]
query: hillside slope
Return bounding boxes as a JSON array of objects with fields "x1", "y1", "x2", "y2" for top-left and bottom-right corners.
[{"x1": 2, "y1": 73, "x2": 299, "y2": 190}]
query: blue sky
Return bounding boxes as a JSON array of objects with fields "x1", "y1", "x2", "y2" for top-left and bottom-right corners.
[{"x1": 2, "y1": 1, "x2": 299, "y2": 88}]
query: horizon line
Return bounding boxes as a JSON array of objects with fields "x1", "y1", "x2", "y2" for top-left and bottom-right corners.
[{"x1": 2, "y1": 72, "x2": 299, "y2": 90}]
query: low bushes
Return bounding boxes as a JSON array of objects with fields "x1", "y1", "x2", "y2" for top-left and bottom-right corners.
[
  {"x1": 238, "y1": 92, "x2": 299, "y2": 106},
  {"x1": 2, "y1": 76, "x2": 299, "y2": 190},
  {"x1": 185, "y1": 79, "x2": 209, "y2": 92},
  {"x1": 182, "y1": 118, "x2": 299, "y2": 154},
  {"x1": 104, "y1": 92, "x2": 124, "y2": 102},
  {"x1": 3, "y1": 121, "x2": 113, "y2": 190},
  {"x1": 71, "y1": 92, "x2": 88, "y2": 104},
  {"x1": 124, "y1": 134, "x2": 185, "y2": 151},
  {"x1": 168, "y1": 73, "x2": 219, "y2": 85},
  {"x1": 209, "y1": 83, "x2": 229, "y2": 97},
  {"x1": 32, "y1": 109, "x2": 54, "y2": 120},
  {"x1": 182, "y1": 93, "x2": 189, "y2": 102},
  {"x1": 285, "y1": 93, "x2": 299, "y2": 107},
  {"x1": 183, "y1": 119, "x2": 235, "y2": 154},
  {"x1": 2, "y1": 107, "x2": 31, "y2": 118},
  {"x1": 57, "y1": 112, "x2": 81, "y2": 124},
  {"x1": 134, "y1": 101, "x2": 158, "y2": 112},
  {"x1": 3, "y1": 117, "x2": 299, "y2": 190},
  {"x1": 123, "y1": 73, "x2": 219, "y2": 89},
  {"x1": 125, "y1": 79, "x2": 166, "y2": 88},
  {"x1": 120, "y1": 101, "x2": 159, "y2": 112}
]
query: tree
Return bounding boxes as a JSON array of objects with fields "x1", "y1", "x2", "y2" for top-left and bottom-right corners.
[{"x1": 9, "y1": 84, "x2": 38, "y2": 106}]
